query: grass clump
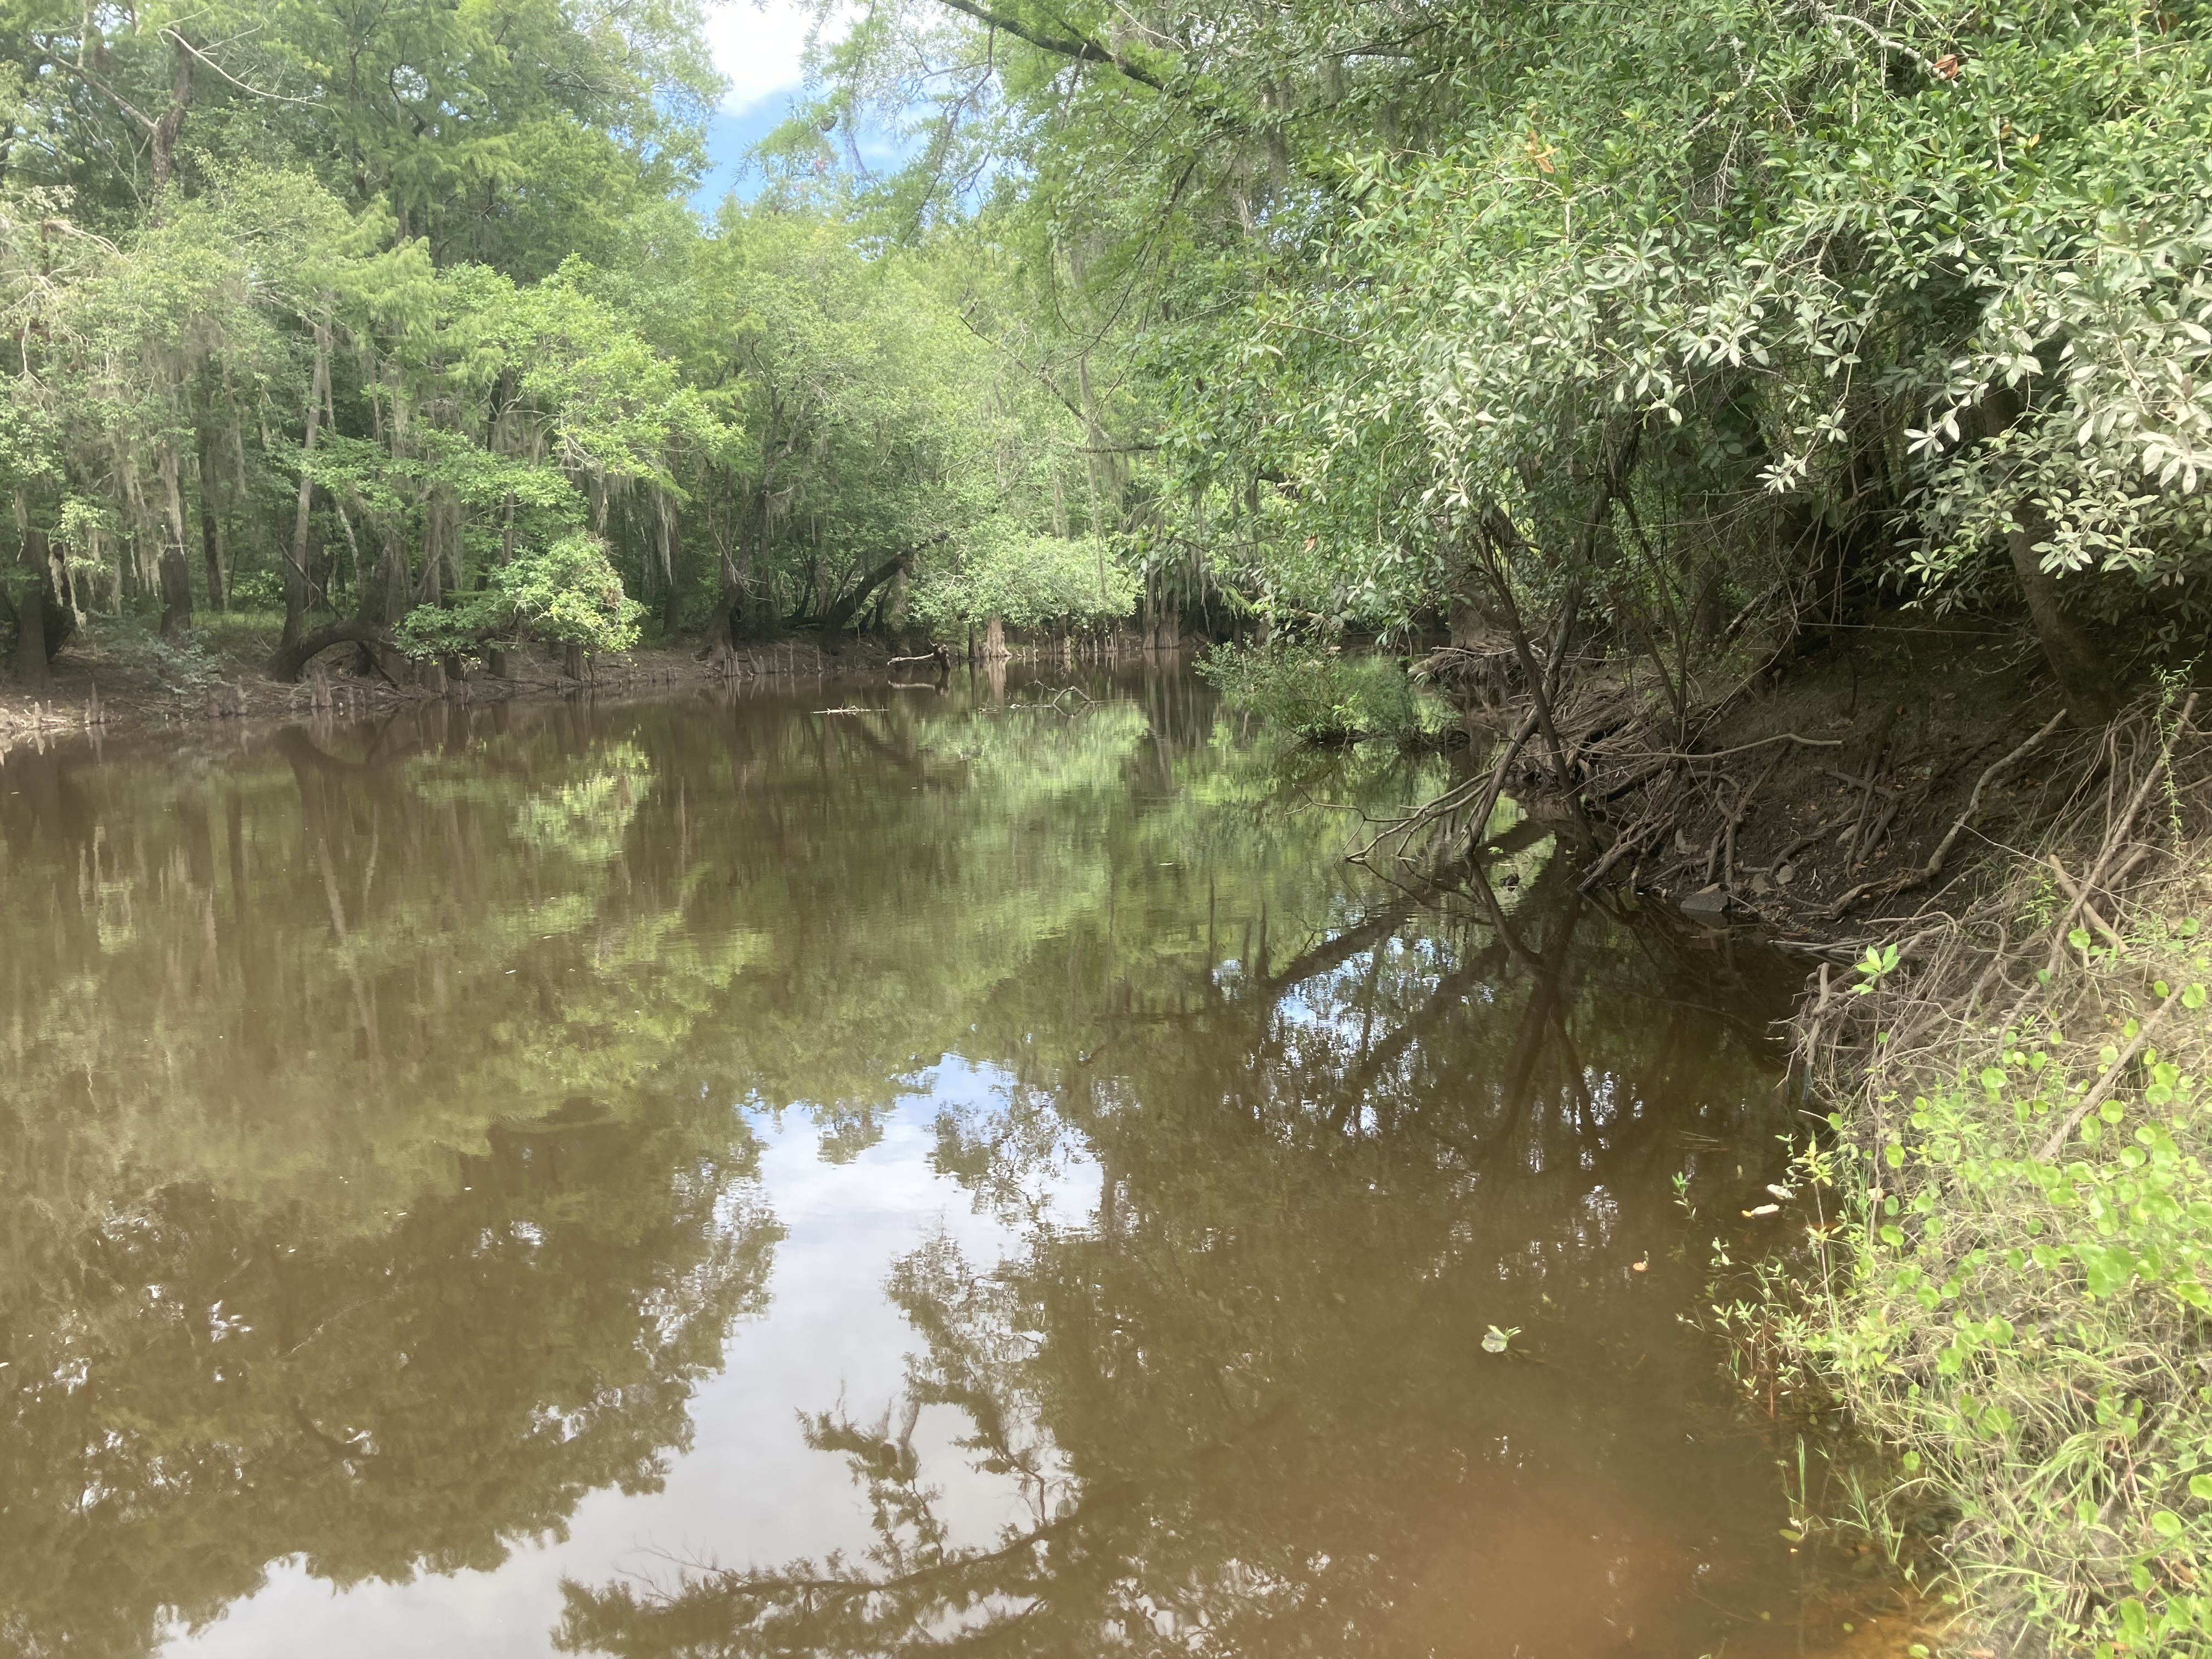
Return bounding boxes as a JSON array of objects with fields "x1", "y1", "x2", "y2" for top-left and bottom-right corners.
[
  {"x1": 1199, "y1": 641, "x2": 1449, "y2": 745},
  {"x1": 1777, "y1": 697, "x2": 2212, "y2": 1655}
]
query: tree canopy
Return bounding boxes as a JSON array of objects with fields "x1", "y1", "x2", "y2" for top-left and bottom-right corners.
[
  {"x1": 5, "y1": 0, "x2": 2204, "y2": 707},
  {"x1": 777, "y1": 0, "x2": 2212, "y2": 717}
]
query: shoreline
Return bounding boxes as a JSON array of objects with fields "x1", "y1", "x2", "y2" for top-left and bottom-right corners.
[
  {"x1": 1752, "y1": 691, "x2": 2212, "y2": 1656},
  {"x1": 0, "y1": 618, "x2": 1195, "y2": 751},
  {"x1": 1257, "y1": 627, "x2": 2212, "y2": 1657}
]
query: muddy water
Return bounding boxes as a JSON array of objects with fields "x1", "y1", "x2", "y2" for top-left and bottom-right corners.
[{"x1": 0, "y1": 668, "x2": 1865, "y2": 1657}]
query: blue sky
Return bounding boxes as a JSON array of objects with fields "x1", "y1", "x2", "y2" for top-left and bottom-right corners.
[
  {"x1": 694, "y1": 1, "x2": 827, "y2": 207},
  {"x1": 693, "y1": 1, "x2": 924, "y2": 210},
  {"x1": 695, "y1": 105, "x2": 796, "y2": 208}
]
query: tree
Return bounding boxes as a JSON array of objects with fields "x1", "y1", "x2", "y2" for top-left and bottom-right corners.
[{"x1": 796, "y1": 0, "x2": 2212, "y2": 709}]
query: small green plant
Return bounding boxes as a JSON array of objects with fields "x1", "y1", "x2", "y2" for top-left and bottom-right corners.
[
  {"x1": 1850, "y1": 943, "x2": 1900, "y2": 995},
  {"x1": 2158, "y1": 665, "x2": 2197, "y2": 845},
  {"x1": 1777, "y1": 910, "x2": 2212, "y2": 1655},
  {"x1": 1480, "y1": 1324, "x2": 1521, "y2": 1354}
]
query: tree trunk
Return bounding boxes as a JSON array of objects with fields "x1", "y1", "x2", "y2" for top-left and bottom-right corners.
[
  {"x1": 43, "y1": 544, "x2": 77, "y2": 659},
  {"x1": 2006, "y1": 511, "x2": 2118, "y2": 726},
  {"x1": 658, "y1": 496, "x2": 681, "y2": 636},
  {"x1": 352, "y1": 525, "x2": 410, "y2": 681},
  {"x1": 157, "y1": 448, "x2": 193, "y2": 637},
  {"x1": 284, "y1": 332, "x2": 330, "y2": 651},
  {"x1": 10, "y1": 573, "x2": 49, "y2": 691},
  {"x1": 884, "y1": 564, "x2": 910, "y2": 634},
  {"x1": 819, "y1": 534, "x2": 946, "y2": 650},
  {"x1": 1982, "y1": 383, "x2": 2119, "y2": 726},
  {"x1": 1475, "y1": 511, "x2": 1594, "y2": 849},
  {"x1": 699, "y1": 588, "x2": 740, "y2": 660},
  {"x1": 147, "y1": 37, "x2": 192, "y2": 205},
  {"x1": 267, "y1": 619, "x2": 397, "y2": 682},
  {"x1": 196, "y1": 378, "x2": 225, "y2": 611}
]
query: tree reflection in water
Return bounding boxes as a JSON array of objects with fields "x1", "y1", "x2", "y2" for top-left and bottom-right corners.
[
  {"x1": 0, "y1": 668, "x2": 1809, "y2": 1657},
  {"x1": 560, "y1": 848, "x2": 1806, "y2": 1658}
]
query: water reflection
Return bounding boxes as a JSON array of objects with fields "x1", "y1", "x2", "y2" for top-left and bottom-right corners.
[{"x1": 0, "y1": 669, "x2": 1835, "y2": 1657}]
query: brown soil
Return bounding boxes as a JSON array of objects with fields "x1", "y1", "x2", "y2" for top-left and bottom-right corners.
[
  {"x1": 1599, "y1": 614, "x2": 2072, "y2": 933},
  {"x1": 1441, "y1": 608, "x2": 2108, "y2": 946}
]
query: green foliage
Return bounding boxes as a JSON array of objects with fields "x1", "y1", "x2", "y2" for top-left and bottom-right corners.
[
  {"x1": 1785, "y1": 917, "x2": 2212, "y2": 1653},
  {"x1": 0, "y1": 0, "x2": 1127, "y2": 676},
  {"x1": 790, "y1": 0, "x2": 2212, "y2": 706},
  {"x1": 911, "y1": 517, "x2": 1135, "y2": 634},
  {"x1": 393, "y1": 532, "x2": 644, "y2": 659},
  {"x1": 1199, "y1": 642, "x2": 1446, "y2": 745},
  {"x1": 14, "y1": 0, "x2": 2212, "y2": 683}
]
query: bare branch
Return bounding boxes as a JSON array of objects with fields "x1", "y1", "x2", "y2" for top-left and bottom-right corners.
[{"x1": 160, "y1": 28, "x2": 319, "y2": 109}]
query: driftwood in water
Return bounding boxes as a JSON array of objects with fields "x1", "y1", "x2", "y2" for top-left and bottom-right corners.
[{"x1": 887, "y1": 646, "x2": 951, "y2": 674}]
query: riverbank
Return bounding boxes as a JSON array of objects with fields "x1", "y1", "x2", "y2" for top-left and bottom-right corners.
[
  {"x1": 0, "y1": 613, "x2": 1192, "y2": 749},
  {"x1": 0, "y1": 613, "x2": 953, "y2": 748},
  {"x1": 1395, "y1": 612, "x2": 2212, "y2": 1656},
  {"x1": 1434, "y1": 613, "x2": 2078, "y2": 937},
  {"x1": 1759, "y1": 686, "x2": 2212, "y2": 1657}
]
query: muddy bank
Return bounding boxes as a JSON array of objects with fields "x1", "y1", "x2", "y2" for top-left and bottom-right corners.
[
  {"x1": 0, "y1": 613, "x2": 1195, "y2": 749},
  {"x1": 1753, "y1": 687, "x2": 2212, "y2": 1657},
  {"x1": 1427, "y1": 612, "x2": 2076, "y2": 943},
  {"x1": 1479, "y1": 610, "x2": 2212, "y2": 1657}
]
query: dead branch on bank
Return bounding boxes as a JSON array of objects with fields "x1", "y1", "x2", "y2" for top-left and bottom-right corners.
[{"x1": 1804, "y1": 691, "x2": 2203, "y2": 1129}]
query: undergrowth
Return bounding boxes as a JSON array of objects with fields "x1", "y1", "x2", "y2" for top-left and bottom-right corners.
[
  {"x1": 1198, "y1": 641, "x2": 1451, "y2": 744},
  {"x1": 1766, "y1": 691, "x2": 2212, "y2": 1656}
]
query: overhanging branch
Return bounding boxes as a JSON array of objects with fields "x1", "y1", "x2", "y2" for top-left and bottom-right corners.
[{"x1": 932, "y1": 0, "x2": 1167, "y2": 92}]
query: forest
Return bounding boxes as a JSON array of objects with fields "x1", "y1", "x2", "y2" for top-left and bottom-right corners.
[
  {"x1": 4, "y1": 0, "x2": 2205, "y2": 711},
  {"x1": 10, "y1": 1, "x2": 2212, "y2": 1656}
]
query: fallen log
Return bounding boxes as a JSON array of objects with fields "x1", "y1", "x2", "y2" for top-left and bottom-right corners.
[{"x1": 268, "y1": 619, "x2": 400, "y2": 684}]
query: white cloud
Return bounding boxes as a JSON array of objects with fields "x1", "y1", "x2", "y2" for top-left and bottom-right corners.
[{"x1": 705, "y1": 1, "x2": 840, "y2": 115}]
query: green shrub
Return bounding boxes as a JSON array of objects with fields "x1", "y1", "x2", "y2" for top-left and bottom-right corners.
[
  {"x1": 395, "y1": 533, "x2": 641, "y2": 662},
  {"x1": 224, "y1": 570, "x2": 285, "y2": 612},
  {"x1": 1198, "y1": 642, "x2": 1447, "y2": 745},
  {"x1": 1781, "y1": 904, "x2": 2212, "y2": 1654},
  {"x1": 909, "y1": 517, "x2": 1137, "y2": 635}
]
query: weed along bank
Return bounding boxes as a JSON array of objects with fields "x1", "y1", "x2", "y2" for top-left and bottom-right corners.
[{"x1": 1774, "y1": 688, "x2": 2212, "y2": 1656}]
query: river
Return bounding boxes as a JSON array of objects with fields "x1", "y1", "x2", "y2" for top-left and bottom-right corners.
[{"x1": 0, "y1": 665, "x2": 1883, "y2": 1657}]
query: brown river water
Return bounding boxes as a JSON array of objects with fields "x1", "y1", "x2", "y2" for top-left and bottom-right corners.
[{"x1": 0, "y1": 666, "x2": 1902, "y2": 1657}]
